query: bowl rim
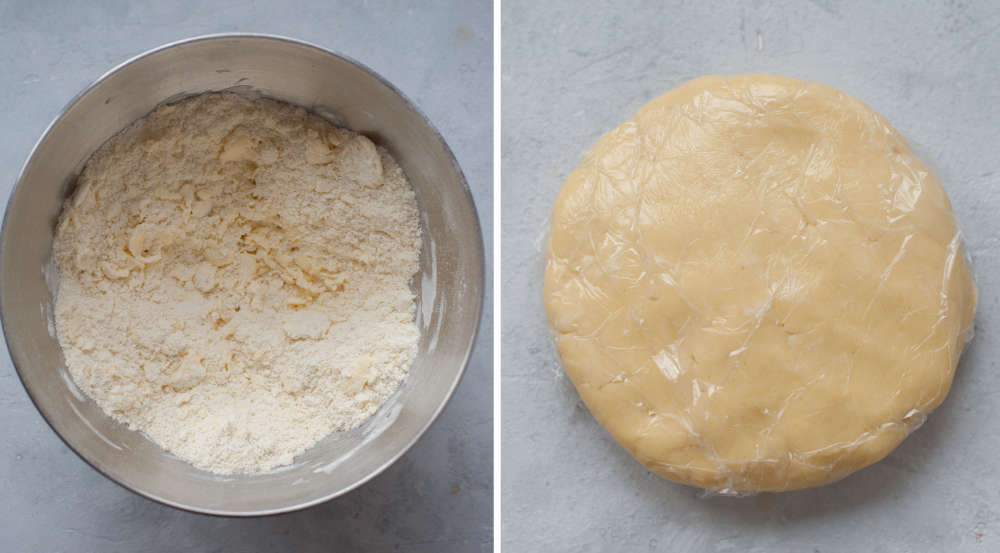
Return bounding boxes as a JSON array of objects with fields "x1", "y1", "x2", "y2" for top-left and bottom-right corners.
[{"x1": 0, "y1": 32, "x2": 485, "y2": 517}]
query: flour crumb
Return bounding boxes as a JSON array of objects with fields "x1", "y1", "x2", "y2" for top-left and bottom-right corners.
[{"x1": 52, "y1": 92, "x2": 421, "y2": 474}]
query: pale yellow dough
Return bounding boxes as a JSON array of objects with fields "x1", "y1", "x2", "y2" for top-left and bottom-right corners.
[{"x1": 545, "y1": 75, "x2": 976, "y2": 492}]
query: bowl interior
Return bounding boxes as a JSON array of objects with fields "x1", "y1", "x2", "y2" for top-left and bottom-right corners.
[{"x1": 0, "y1": 35, "x2": 483, "y2": 515}]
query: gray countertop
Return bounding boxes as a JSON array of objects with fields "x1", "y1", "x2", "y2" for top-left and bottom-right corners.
[
  {"x1": 0, "y1": 1, "x2": 492, "y2": 552},
  {"x1": 502, "y1": 1, "x2": 1000, "y2": 551}
]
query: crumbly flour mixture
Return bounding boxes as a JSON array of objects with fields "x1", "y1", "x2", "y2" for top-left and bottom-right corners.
[{"x1": 52, "y1": 92, "x2": 421, "y2": 474}]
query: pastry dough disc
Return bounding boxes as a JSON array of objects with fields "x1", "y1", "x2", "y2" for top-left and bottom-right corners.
[{"x1": 544, "y1": 75, "x2": 976, "y2": 492}]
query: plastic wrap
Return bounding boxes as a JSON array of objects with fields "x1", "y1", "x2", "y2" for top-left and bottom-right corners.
[{"x1": 543, "y1": 74, "x2": 977, "y2": 493}]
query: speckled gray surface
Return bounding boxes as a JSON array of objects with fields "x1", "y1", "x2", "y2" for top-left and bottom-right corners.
[
  {"x1": 0, "y1": 1, "x2": 491, "y2": 552},
  {"x1": 502, "y1": 1, "x2": 999, "y2": 551}
]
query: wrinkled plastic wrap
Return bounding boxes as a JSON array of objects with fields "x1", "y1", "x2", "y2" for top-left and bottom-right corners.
[{"x1": 543, "y1": 74, "x2": 977, "y2": 493}]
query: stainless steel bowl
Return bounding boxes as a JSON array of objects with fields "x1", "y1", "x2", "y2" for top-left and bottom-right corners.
[{"x1": 0, "y1": 34, "x2": 484, "y2": 516}]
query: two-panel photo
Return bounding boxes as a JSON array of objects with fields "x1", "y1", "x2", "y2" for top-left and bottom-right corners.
[{"x1": 0, "y1": 1, "x2": 994, "y2": 552}]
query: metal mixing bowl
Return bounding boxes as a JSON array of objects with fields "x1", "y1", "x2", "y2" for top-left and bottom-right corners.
[{"x1": 0, "y1": 34, "x2": 484, "y2": 516}]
